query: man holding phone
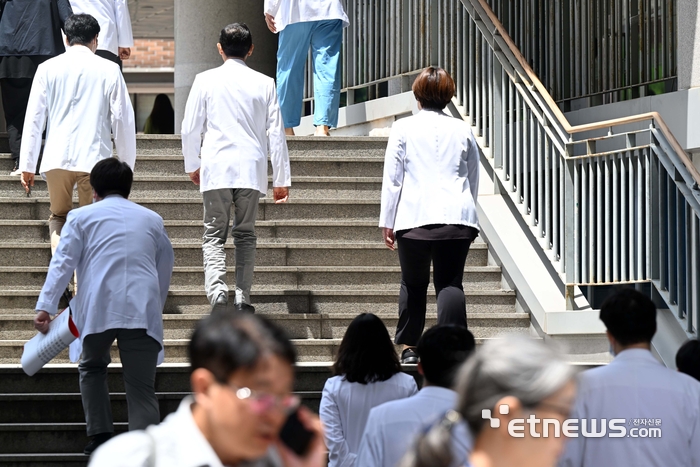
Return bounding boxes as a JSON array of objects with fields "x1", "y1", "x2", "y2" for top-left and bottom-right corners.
[
  {"x1": 181, "y1": 22, "x2": 291, "y2": 316},
  {"x1": 89, "y1": 313, "x2": 326, "y2": 467}
]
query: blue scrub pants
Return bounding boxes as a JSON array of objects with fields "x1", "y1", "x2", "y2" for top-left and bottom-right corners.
[{"x1": 277, "y1": 19, "x2": 343, "y2": 129}]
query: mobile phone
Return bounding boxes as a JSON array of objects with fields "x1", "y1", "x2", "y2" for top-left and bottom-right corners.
[{"x1": 279, "y1": 408, "x2": 315, "y2": 457}]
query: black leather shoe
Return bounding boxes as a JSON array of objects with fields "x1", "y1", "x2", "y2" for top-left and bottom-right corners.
[
  {"x1": 234, "y1": 302, "x2": 255, "y2": 314},
  {"x1": 210, "y1": 293, "x2": 228, "y2": 315},
  {"x1": 401, "y1": 348, "x2": 419, "y2": 364},
  {"x1": 84, "y1": 432, "x2": 112, "y2": 455}
]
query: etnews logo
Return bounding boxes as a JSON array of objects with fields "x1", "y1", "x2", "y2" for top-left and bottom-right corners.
[{"x1": 482, "y1": 404, "x2": 662, "y2": 438}]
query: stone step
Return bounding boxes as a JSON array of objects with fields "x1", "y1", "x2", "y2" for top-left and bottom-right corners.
[
  {"x1": 0, "y1": 197, "x2": 381, "y2": 221},
  {"x1": 0, "y1": 265, "x2": 504, "y2": 289},
  {"x1": 0, "y1": 312, "x2": 530, "y2": 340},
  {"x1": 0, "y1": 288, "x2": 516, "y2": 315},
  {"x1": 0, "y1": 219, "x2": 394, "y2": 244},
  {"x1": 0, "y1": 242, "x2": 489, "y2": 268},
  {"x1": 0, "y1": 390, "x2": 325, "y2": 425},
  {"x1": 0, "y1": 453, "x2": 87, "y2": 466},
  {"x1": 0, "y1": 422, "x2": 129, "y2": 455},
  {"x1": 0, "y1": 363, "x2": 339, "y2": 394},
  {"x1": 0, "y1": 336, "x2": 498, "y2": 364},
  {"x1": 0, "y1": 176, "x2": 384, "y2": 200}
]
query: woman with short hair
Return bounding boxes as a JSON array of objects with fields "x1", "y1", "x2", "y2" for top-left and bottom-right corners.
[
  {"x1": 400, "y1": 336, "x2": 577, "y2": 467},
  {"x1": 320, "y1": 313, "x2": 418, "y2": 467},
  {"x1": 379, "y1": 66, "x2": 481, "y2": 364}
]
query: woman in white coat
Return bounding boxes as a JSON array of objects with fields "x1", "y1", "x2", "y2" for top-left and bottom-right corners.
[
  {"x1": 379, "y1": 67, "x2": 481, "y2": 364},
  {"x1": 320, "y1": 313, "x2": 418, "y2": 467}
]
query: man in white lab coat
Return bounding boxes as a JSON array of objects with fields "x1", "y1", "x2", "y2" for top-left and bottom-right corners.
[
  {"x1": 19, "y1": 13, "x2": 136, "y2": 255},
  {"x1": 559, "y1": 288, "x2": 700, "y2": 467},
  {"x1": 181, "y1": 23, "x2": 291, "y2": 314},
  {"x1": 69, "y1": 0, "x2": 133, "y2": 67},
  {"x1": 34, "y1": 158, "x2": 174, "y2": 455}
]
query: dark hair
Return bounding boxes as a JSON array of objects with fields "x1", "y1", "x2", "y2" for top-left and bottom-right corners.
[
  {"x1": 412, "y1": 67, "x2": 456, "y2": 110},
  {"x1": 417, "y1": 325, "x2": 475, "y2": 388},
  {"x1": 189, "y1": 313, "x2": 297, "y2": 383},
  {"x1": 332, "y1": 313, "x2": 401, "y2": 384},
  {"x1": 146, "y1": 94, "x2": 174, "y2": 134},
  {"x1": 599, "y1": 288, "x2": 657, "y2": 346},
  {"x1": 676, "y1": 339, "x2": 700, "y2": 382},
  {"x1": 90, "y1": 158, "x2": 133, "y2": 199},
  {"x1": 219, "y1": 23, "x2": 253, "y2": 58},
  {"x1": 64, "y1": 14, "x2": 100, "y2": 46}
]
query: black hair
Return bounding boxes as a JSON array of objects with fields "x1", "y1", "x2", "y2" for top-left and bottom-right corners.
[
  {"x1": 145, "y1": 94, "x2": 174, "y2": 134},
  {"x1": 599, "y1": 288, "x2": 657, "y2": 346},
  {"x1": 189, "y1": 313, "x2": 297, "y2": 383},
  {"x1": 417, "y1": 325, "x2": 476, "y2": 388},
  {"x1": 219, "y1": 23, "x2": 252, "y2": 58},
  {"x1": 676, "y1": 339, "x2": 700, "y2": 382},
  {"x1": 90, "y1": 158, "x2": 133, "y2": 199},
  {"x1": 332, "y1": 313, "x2": 402, "y2": 384},
  {"x1": 64, "y1": 14, "x2": 100, "y2": 46}
]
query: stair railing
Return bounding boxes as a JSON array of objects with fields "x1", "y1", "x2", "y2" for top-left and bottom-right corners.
[{"x1": 456, "y1": 0, "x2": 699, "y2": 334}]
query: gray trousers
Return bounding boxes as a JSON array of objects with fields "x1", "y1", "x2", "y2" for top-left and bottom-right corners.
[
  {"x1": 79, "y1": 328, "x2": 161, "y2": 436},
  {"x1": 202, "y1": 188, "x2": 260, "y2": 305}
]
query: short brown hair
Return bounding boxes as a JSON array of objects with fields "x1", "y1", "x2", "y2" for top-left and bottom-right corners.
[{"x1": 412, "y1": 67, "x2": 456, "y2": 110}]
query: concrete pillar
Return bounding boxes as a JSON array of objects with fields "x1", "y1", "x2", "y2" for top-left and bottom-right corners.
[
  {"x1": 174, "y1": 0, "x2": 277, "y2": 133},
  {"x1": 677, "y1": 0, "x2": 700, "y2": 90}
]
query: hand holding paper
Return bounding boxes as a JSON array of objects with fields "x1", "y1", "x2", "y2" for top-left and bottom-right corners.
[{"x1": 22, "y1": 309, "x2": 80, "y2": 376}]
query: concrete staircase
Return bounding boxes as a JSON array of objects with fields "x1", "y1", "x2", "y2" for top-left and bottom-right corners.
[{"x1": 0, "y1": 135, "x2": 527, "y2": 465}]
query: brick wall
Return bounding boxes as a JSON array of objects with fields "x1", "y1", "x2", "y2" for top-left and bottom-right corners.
[{"x1": 124, "y1": 39, "x2": 174, "y2": 68}]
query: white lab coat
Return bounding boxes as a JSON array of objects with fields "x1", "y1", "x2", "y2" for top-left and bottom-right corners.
[
  {"x1": 264, "y1": 0, "x2": 349, "y2": 32},
  {"x1": 36, "y1": 196, "x2": 174, "y2": 364},
  {"x1": 70, "y1": 0, "x2": 134, "y2": 56},
  {"x1": 559, "y1": 349, "x2": 700, "y2": 467},
  {"x1": 89, "y1": 396, "x2": 283, "y2": 467},
  {"x1": 356, "y1": 386, "x2": 473, "y2": 467},
  {"x1": 378, "y1": 109, "x2": 480, "y2": 232},
  {"x1": 320, "y1": 373, "x2": 418, "y2": 467},
  {"x1": 19, "y1": 45, "x2": 136, "y2": 175},
  {"x1": 181, "y1": 58, "x2": 291, "y2": 194}
]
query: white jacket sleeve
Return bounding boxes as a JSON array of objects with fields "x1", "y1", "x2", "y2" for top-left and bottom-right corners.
[
  {"x1": 267, "y1": 82, "x2": 291, "y2": 188},
  {"x1": 264, "y1": 0, "x2": 282, "y2": 16},
  {"x1": 110, "y1": 68, "x2": 137, "y2": 169},
  {"x1": 113, "y1": 0, "x2": 134, "y2": 47},
  {"x1": 378, "y1": 125, "x2": 406, "y2": 229},
  {"x1": 466, "y1": 129, "x2": 480, "y2": 209},
  {"x1": 181, "y1": 76, "x2": 207, "y2": 173},
  {"x1": 35, "y1": 212, "x2": 84, "y2": 314},
  {"x1": 18, "y1": 66, "x2": 48, "y2": 174},
  {"x1": 320, "y1": 382, "x2": 357, "y2": 467}
]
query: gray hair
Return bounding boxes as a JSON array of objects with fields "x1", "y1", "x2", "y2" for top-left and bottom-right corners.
[{"x1": 399, "y1": 335, "x2": 576, "y2": 467}]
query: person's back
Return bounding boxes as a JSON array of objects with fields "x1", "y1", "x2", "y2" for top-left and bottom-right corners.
[
  {"x1": 559, "y1": 289, "x2": 700, "y2": 467},
  {"x1": 34, "y1": 48, "x2": 123, "y2": 171},
  {"x1": 198, "y1": 61, "x2": 272, "y2": 165},
  {"x1": 0, "y1": 0, "x2": 70, "y2": 56},
  {"x1": 356, "y1": 325, "x2": 476, "y2": 467},
  {"x1": 390, "y1": 109, "x2": 478, "y2": 231},
  {"x1": 561, "y1": 352, "x2": 700, "y2": 467},
  {"x1": 320, "y1": 313, "x2": 418, "y2": 467}
]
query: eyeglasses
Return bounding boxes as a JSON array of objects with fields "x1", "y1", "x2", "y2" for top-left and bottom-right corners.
[
  {"x1": 534, "y1": 401, "x2": 573, "y2": 419},
  {"x1": 224, "y1": 383, "x2": 301, "y2": 415}
]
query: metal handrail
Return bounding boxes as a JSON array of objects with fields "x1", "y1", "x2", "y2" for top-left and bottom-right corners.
[
  {"x1": 469, "y1": 0, "x2": 700, "y2": 186},
  {"x1": 459, "y1": 0, "x2": 698, "y2": 333}
]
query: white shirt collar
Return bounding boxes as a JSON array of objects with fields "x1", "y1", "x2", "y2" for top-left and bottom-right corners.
[
  {"x1": 165, "y1": 396, "x2": 225, "y2": 467},
  {"x1": 67, "y1": 44, "x2": 95, "y2": 55},
  {"x1": 611, "y1": 348, "x2": 659, "y2": 365}
]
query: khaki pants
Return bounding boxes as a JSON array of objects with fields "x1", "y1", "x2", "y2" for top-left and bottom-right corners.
[
  {"x1": 45, "y1": 169, "x2": 92, "y2": 295},
  {"x1": 45, "y1": 169, "x2": 92, "y2": 253}
]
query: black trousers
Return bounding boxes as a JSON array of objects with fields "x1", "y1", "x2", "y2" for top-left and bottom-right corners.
[
  {"x1": 96, "y1": 50, "x2": 123, "y2": 70},
  {"x1": 0, "y1": 78, "x2": 32, "y2": 162},
  {"x1": 395, "y1": 237, "x2": 474, "y2": 346}
]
